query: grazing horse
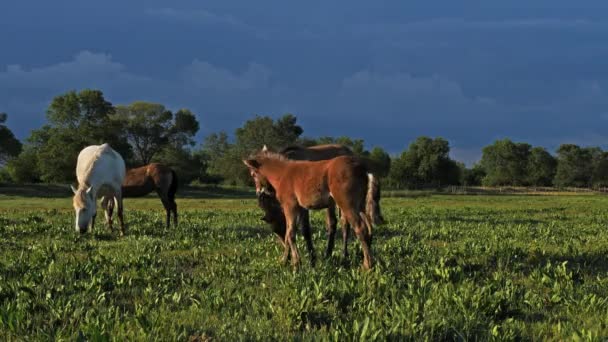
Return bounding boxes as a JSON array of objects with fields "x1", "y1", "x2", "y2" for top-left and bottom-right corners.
[
  {"x1": 115, "y1": 163, "x2": 178, "y2": 228},
  {"x1": 256, "y1": 144, "x2": 382, "y2": 264},
  {"x1": 71, "y1": 144, "x2": 126, "y2": 235},
  {"x1": 245, "y1": 150, "x2": 374, "y2": 270}
]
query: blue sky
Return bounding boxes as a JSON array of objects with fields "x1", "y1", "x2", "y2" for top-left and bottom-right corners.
[{"x1": 1, "y1": 0, "x2": 607, "y2": 164}]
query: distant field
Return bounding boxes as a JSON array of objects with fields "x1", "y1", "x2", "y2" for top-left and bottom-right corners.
[{"x1": 1, "y1": 186, "x2": 608, "y2": 340}]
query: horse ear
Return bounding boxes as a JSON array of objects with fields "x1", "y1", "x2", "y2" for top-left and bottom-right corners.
[
  {"x1": 262, "y1": 145, "x2": 268, "y2": 152},
  {"x1": 70, "y1": 185, "x2": 78, "y2": 194},
  {"x1": 243, "y1": 159, "x2": 260, "y2": 170}
]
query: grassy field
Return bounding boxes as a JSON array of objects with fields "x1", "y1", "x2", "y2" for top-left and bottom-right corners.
[{"x1": 1, "y1": 187, "x2": 608, "y2": 340}]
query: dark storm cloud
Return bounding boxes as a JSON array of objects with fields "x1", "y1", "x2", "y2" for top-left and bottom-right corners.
[{"x1": 1, "y1": 0, "x2": 608, "y2": 165}]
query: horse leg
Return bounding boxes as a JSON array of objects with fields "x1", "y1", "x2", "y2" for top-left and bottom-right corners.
[
  {"x1": 90, "y1": 213, "x2": 96, "y2": 233},
  {"x1": 171, "y1": 200, "x2": 178, "y2": 228},
  {"x1": 282, "y1": 206, "x2": 301, "y2": 269},
  {"x1": 324, "y1": 204, "x2": 337, "y2": 258},
  {"x1": 340, "y1": 213, "x2": 350, "y2": 260},
  {"x1": 157, "y1": 190, "x2": 171, "y2": 229},
  {"x1": 299, "y1": 209, "x2": 316, "y2": 266},
  {"x1": 344, "y1": 210, "x2": 373, "y2": 270},
  {"x1": 275, "y1": 234, "x2": 287, "y2": 249},
  {"x1": 116, "y1": 194, "x2": 126, "y2": 236},
  {"x1": 101, "y1": 196, "x2": 114, "y2": 232}
]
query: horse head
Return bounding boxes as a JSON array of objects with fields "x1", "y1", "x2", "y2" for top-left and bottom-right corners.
[
  {"x1": 243, "y1": 158, "x2": 271, "y2": 196},
  {"x1": 71, "y1": 185, "x2": 96, "y2": 233}
]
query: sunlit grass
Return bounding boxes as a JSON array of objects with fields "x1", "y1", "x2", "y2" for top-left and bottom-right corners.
[{"x1": 1, "y1": 193, "x2": 608, "y2": 339}]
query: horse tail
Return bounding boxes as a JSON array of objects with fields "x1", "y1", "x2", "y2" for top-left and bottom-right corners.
[
  {"x1": 366, "y1": 173, "x2": 384, "y2": 226},
  {"x1": 359, "y1": 211, "x2": 373, "y2": 238},
  {"x1": 168, "y1": 169, "x2": 178, "y2": 201}
]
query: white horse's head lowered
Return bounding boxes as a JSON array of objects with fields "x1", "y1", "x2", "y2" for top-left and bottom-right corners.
[{"x1": 71, "y1": 185, "x2": 96, "y2": 233}]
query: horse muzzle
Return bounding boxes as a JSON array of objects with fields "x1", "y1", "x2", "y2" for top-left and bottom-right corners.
[{"x1": 76, "y1": 224, "x2": 88, "y2": 234}]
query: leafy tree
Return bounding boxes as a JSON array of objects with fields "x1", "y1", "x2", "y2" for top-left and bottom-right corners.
[
  {"x1": 590, "y1": 151, "x2": 608, "y2": 188},
  {"x1": 234, "y1": 114, "x2": 303, "y2": 154},
  {"x1": 154, "y1": 145, "x2": 206, "y2": 185},
  {"x1": 204, "y1": 114, "x2": 304, "y2": 185},
  {"x1": 273, "y1": 114, "x2": 304, "y2": 147},
  {"x1": 295, "y1": 137, "x2": 319, "y2": 147},
  {"x1": 480, "y1": 139, "x2": 531, "y2": 186},
  {"x1": 201, "y1": 131, "x2": 232, "y2": 183},
  {"x1": 169, "y1": 109, "x2": 200, "y2": 148},
  {"x1": 113, "y1": 102, "x2": 173, "y2": 165},
  {"x1": 6, "y1": 148, "x2": 40, "y2": 183},
  {"x1": 462, "y1": 164, "x2": 486, "y2": 186},
  {"x1": 527, "y1": 147, "x2": 557, "y2": 186},
  {"x1": 554, "y1": 144, "x2": 594, "y2": 188},
  {"x1": 25, "y1": 90, "x2": 130, "y2": 182},
  {"x1": 0, "y1": 113, "x2": 22, "y2": 164},
  {"x1": 368, "y1": 146, "x2": 391, "y2": 177},
  {"x1": 28, "y1": 125, "x2": 83, "y2": 182},
  {"x1": 388, "y1": 136, "x2": 460, "y2": 188},
  {"x1": 113, "y1": 102, "x2": 200, "y2": 165}
]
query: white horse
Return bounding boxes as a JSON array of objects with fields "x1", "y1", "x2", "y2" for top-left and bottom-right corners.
[{"x1": 71, "y1": 144, "x2": 127, "y2": 235}]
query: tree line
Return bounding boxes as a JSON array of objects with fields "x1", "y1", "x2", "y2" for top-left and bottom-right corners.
[{"x1": 1, "y1": 89, "x2": 607, "y2": 189}]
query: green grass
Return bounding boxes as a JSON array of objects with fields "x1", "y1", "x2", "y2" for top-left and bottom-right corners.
[{"x1": 1, "y1": 191, "x2": 608, "y2": 340}]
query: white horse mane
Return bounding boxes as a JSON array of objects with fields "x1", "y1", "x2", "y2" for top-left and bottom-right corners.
[{"x1": 79, "y1": 144, "x2": 113, "y2": 187}]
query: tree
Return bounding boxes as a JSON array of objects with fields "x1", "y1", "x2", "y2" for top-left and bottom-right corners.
[
  {"x1": 169, "y1": 109, "x2": 200, "y2": 148},
  {"x1": 234, "y1": 114, "x2": 303, "y2": 154},
  {"x1": 388, "y1": 136, "x2": 460, "y2": 188},
  {"x1": 25, "y1": 90, "x2": 130, "y2": 182},
  {"x1": 203, "y1": 114, "x2": 304, "y2": 185},
  {"x1": 527, "y1": 147, "x2": 557, "y2": 186},
  {"x1": 273, "y1": 114, "x2": 304, "y2": 147},
  {"x1": 0, "y1": 113, "x2": 22, "y2": 164},
  {"x1": 554, "y1": 144, "x2": 594, "y2": 188},
  {"x1": 201, "y1": 131, "x2": 232, "y2": 183},
  {"x1": 462, "y1": 164, "x2": 486, "y2": 186},
  {"x1": 154, "y1": 145, "x2": 206, "y2": 184},
  {"x1": 6, "y1": 149, "x2": 40, "y2": 183},
  {"x1": 113, "y1": 102, "x2": 200, "y2": 165},
  {"x1": 368, "y1": 146, "x2": 391, "y2": 177},
  {"x1": 114, "y1": 102, "x2": 173, "y2": 165},
  {"x1": 590, "y1": 150, "x2": 608, "y2": 188},
  {"x1": 480, "y1": 139, "x2": 531, "y2": 186}
]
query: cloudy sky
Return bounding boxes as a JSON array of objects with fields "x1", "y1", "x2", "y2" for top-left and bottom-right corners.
[{"x1": 1, "y1": 0, "x2": 607, "y2": 164}]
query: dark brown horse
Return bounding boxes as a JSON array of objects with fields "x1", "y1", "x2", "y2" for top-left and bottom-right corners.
[
  {"x1": 256, "y1": 144, "x2": 382, "y2": 264},
  {"x1": 245, "y1": 150, "x2": 374, "y2": 270},
  {"x1": 110, "y1": 163, "x2": 178, "y2": 228}
]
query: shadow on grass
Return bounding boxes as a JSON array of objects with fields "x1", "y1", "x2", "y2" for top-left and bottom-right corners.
[
  {"x1": 177, "y1": 185, "x2": 255, "y2": 199},
  {"x1": 0, "y1": 183, "x2": 256, "y2": 199},
  {"x1": 0, "y1": 183, "x2": 72, "y2": 198},
  {"x1": 524, "y1": 249, "x2": 608, "y2": 279}
]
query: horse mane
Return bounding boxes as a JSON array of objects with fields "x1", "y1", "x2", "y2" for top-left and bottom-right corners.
[
  {"x1": 73, "y1": 188, "x2": 87, "y2": 208},
  {"x1": 81, "y1": 144, "x2": 113, "y2": 182},
  {"x1": 251, "y1": 149, "x2": 289, "y2": 162}
]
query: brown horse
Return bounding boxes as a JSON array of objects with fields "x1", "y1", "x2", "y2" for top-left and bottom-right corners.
[
  {"x1": 110, "y1": 163, "x2": 178, "y2": 228},
  {"x1": 281, "y1": 144, "x2": 384, "y2": 225},
  {"x1": 256, "y1": 144, "x2": 382, "y2": 264},
  {"x1": 245, "y1": 150, "x2": 374, "y2": 270},
  {"x1": 280, "y1": 144, "x2": 354, "y2": 161}
]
